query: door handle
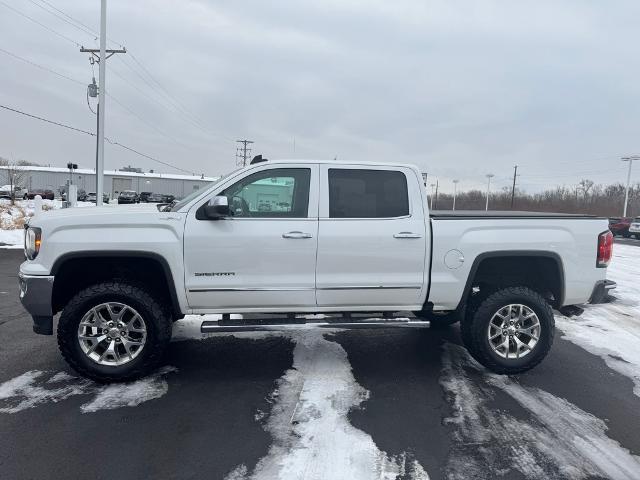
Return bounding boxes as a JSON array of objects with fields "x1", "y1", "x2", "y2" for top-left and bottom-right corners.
[
  {"x1": 393, "y1": 232, "x2": 422, "y2": 239},
  {"x1": 282, "y1": 231, "x2": 313, "y2": 239}
]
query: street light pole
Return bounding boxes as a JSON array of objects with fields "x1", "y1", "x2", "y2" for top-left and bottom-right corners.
[
  {"x1": 452, "y1": 179, "x2": 459, "y2": 211},
  {"x1": 485, "y1": 173, "x2": 494, "y2": 211},
  {"x1": 622, "y1": 156, "x2": 639, "y2": 217},
  {"x1": 95, "y1": 0, "x2": 107, "y2": 206}
]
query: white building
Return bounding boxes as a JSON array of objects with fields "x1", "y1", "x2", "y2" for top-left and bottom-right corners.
[{"x1": 0, "y1": 165, "x2": 218, "y2": 200}]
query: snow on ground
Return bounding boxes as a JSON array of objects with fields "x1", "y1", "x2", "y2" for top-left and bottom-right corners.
[
  {"x1": 441, "y1": 344, "x2": 640, "y2": 480},
  {"x1": 0, "y1": 366, "x2": 176, "y2": 414},
  {"x1": 225, "y1": 329, "x2": 429, "y2": 480},
  {"x1": 556, "y1": 243, "x2": 640, "y2": 398}
]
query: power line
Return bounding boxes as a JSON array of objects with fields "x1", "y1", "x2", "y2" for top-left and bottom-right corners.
[
  {"x1": 0, "y1": 45, "x2": 191, "y2": 151},
  {"x1": 0, "y1": 0, "x2": 81, "y2": 47},
  {"x1": 13, "y1": 0, "x2": 230, "y2": 143},
  {"x1": 0, "y1": 47, "x2": 85, "y2": 86},
  {"x1": 35, "y1": 0, "x2": 125, "y2": 48},
  {"x1": 0, "y1": 103, "x2": 193, "y2": 174},
  {"x1": 25, "y1": 0, "x2": 97, "y2": 40}
]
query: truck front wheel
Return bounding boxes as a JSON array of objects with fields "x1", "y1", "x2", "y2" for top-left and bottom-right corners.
[
  {"x1": 462, "y1": 286, "x2": 555, "y2": 374},
  {"x1": 57, "y1": 281, "x2": 172, "y2": 383}
]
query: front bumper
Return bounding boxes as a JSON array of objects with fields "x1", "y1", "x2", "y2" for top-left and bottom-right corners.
[{"x1": 18, "y1": 273, "x2": 54, "y2": 335}]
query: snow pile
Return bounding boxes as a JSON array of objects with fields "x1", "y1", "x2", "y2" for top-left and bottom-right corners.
[
  {"x1": 0, "y1": 199, "x2": 120, "y2": 246},
  {"x1": 0, "y1": 198, "x2": 56, "y2": 246},
  {"x1": 556, "y1": 243, "x2": 640, "y2": 397}
]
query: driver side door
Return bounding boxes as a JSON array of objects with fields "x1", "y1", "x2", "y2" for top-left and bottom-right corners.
[{"x1": 183, "y1": 164, "x2": 319, "y2": 312}]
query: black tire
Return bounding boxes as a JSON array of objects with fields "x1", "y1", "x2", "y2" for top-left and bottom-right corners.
[
  {"x1": 413, "y1": 310, "x2": 460, "y2": 328},
  {"x1": 57, "y1": 281, "x2": 172, "y2": 383},
  {"x1": 461, "y1": 286, "x2": 554, "y2": 374}
]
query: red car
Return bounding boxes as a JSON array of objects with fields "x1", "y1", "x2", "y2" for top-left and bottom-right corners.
[
  {"x1": 608, "y1": 217, "x2": 632, "y2": 237},
  {"x1": 26, "y1": 189, "x2": 55, "y2": 200}
]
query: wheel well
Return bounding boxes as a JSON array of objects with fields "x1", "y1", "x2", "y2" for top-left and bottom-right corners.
[
  {"x1": 466, "y1": 254, "x2": 564, "y2": 308},
  {"x1": 52, "y1": 255, "x2": 181, "y2": 318}
]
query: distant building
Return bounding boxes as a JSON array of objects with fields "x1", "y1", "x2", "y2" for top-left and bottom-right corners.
[{"x1": 0, "y1": 165, "x2": 219, "y2": 200}]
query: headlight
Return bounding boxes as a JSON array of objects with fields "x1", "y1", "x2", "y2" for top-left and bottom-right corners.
[{"x1": 24, "y1": 227, "x2": 42, "y2": 260}]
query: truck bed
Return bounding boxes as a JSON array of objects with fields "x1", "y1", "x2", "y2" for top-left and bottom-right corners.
[{"x1": 430, "y1": 210, "x2": 602, "y2": 219}]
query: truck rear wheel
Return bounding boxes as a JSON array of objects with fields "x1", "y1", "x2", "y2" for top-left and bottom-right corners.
[
  {"x1": 57, "y1": 281, "x2": 172, "y2": 383},
  {"x1": 462, "y1": 286, "x2": 554, "y2": 374}
]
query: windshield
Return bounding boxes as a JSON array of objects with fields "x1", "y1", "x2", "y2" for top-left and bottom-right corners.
[{"x1": 170, "y1": 169, "x2": 241, "y2": 212}]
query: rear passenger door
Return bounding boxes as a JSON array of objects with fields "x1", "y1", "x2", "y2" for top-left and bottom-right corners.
[{"x1": 316, "y1": 165, "x2": 428, "y2": 309}]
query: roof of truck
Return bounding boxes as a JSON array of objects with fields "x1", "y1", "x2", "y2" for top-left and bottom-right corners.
[{"x1": 258, "y1": 159, "x2": 422, "y2": 169}]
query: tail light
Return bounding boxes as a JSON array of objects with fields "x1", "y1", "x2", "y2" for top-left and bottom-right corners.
[{"x1": 597, "y1": 230, "x2": 613, "y2": 268}]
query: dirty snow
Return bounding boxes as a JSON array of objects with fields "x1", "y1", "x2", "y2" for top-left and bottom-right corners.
[
  {"x1": 225, "y1": 329, "x2": 430, "y2": 480},
  {"x1": 441, "y1": 343, "x2": 640, "y2": 480},
  {"x1": 556, "y1": 243, "x2": 640, "y2": 397},
  {"x1": 0, "y1": 366, "x2": 176, "y2": 414},
  {"x1": 0, "y1": 198, "x2": 117, "y2": 247},
  {"x1": 80, "y1": 366, "x2": 177, "y2": 413}
]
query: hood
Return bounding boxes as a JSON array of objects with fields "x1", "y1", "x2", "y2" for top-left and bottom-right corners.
[{"x1": 29, "y1": 204, "x2": 164, "y2": 225}]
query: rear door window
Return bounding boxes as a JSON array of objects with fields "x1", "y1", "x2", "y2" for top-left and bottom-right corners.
[{"x1": 328, "y1": 169, "x2": 409, "y2": 218}]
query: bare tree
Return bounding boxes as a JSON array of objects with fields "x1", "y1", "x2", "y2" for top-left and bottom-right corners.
[{"x1": 1, "y1": 160, "x2": 29, "y2": 205}]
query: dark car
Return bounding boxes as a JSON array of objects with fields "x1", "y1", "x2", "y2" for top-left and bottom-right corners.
[
  {"x1": 608, "y1": 217, "x2": 632, "y2": 237},
  {"x1": 117, "y1": 190, "x2": 139, "y2": 204},
  {"x1": 26, "y1": 189, "x2": 55, "y2": 200},
  {"x1": 139, "y1": 191, "x2": 152, "y2": 202},
  {"x1": 146, "y1": 193, "x2": 166, "y2": 203},
  {"x1": 161, "y1": 194, "x2": 175, "y2": 203}
]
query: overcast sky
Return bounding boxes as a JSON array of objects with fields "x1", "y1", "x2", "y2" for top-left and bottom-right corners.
[{"x1": 1, "y1": 0, "x2": 639, "y2": 193}]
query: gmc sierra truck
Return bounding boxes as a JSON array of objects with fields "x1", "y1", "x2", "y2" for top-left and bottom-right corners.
[{"x1": 19, "y1": 160, "x2": 615, "y2": 382}]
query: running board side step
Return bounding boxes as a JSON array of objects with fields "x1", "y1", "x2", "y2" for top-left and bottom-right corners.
[{"x1": 200, "y1": 318, "x2": 430, "y2": 333}]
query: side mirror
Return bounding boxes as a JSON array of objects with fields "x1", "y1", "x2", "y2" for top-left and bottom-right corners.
[{"x1": 203, "y1": 196, "x2": 230, "y2": 219}]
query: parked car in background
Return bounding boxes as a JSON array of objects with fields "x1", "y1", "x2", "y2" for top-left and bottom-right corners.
[
  {"x1": 61, "y1": 188, "x2": 87, "y2": 202},
  {"x1": 139, "y1": 192, "x2": 152, "y2": 202},
  {"x1": 0, "y1": 184, "x2": 28, "y2": 200},
  {"x1": 146, "y1": 193, "x2": 165, "y2": 203},
  {"x1": 86, "y1": 192, "x2": 110, "y2": 204},
  {"x1": 117, "y1": 190, "x2": 139, "y2": 204},
  {"x1": 26, "y1": 189, "x2": 55, "y2": 200},
  {"x1": 629, "y1": 217, "x2": 640, "y2": 239},
  {"x1": 608, "y1": 217, "x2": 632, "y2": 237},
  {"x1": 161, "y1": 194, "x2": 175, "y2": 203}
]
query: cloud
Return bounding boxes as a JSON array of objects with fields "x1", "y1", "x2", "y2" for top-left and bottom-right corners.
[{"x1": 1, "y1": 0, "x2": 639, "y2": 192}]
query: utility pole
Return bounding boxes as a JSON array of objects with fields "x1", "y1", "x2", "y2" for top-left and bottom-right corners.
[
  {"x1": 236, "y1": 139, "x2": 254, "y2": 167},
  {"x1": 485, "y1": 173, "x2": 494, "y2": 211},
  {"x1": 430, "y1": 183, "x2": 436, "y2": 210},
  {"x1": 434, "y1": 179, "x2": 439, "y2": 209},
  {"x1": 452, "y1": 179, "x2": 459, "y2": 211},
  {"x1": 510, "y1": 165, "x2": 518, "y2": 209},
  {"x1": 80, "y1": 0, "x2": 126, "y2": 206},
  {"x1": 622, "y1": 156, "x2": 639, "y2": 217}
]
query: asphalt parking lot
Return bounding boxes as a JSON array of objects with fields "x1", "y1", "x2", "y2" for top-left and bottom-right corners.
[{"x1": 2, "y1": 247, "x2": 640, "y2": 480}]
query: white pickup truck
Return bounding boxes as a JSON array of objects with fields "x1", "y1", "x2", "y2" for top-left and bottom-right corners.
[{"x1": 19, "y1": 160, "x2": 615, "y2": 382}]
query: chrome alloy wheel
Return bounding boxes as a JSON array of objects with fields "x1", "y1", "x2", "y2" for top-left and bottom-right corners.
[
  {"x1": 77, "y1": 302, "x2": 147, "y2": 366},
  {"x1": 487, "y1": 304, "x2": 541, "y2": 359}
]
